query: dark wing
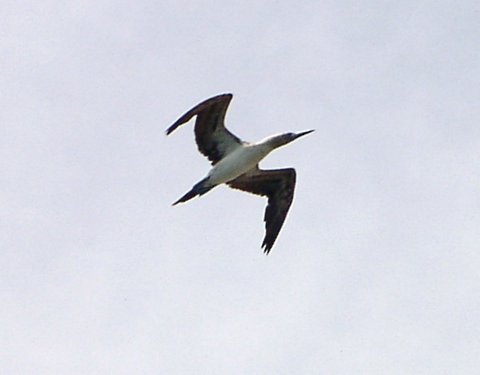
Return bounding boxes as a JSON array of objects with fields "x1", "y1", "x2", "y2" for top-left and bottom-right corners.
[
  {"x1": 228, "y1": 168, "x2": 296, "y2": 254},
  {"x1": 166, "y1": 94, "x2": 244, "y2": 164}
]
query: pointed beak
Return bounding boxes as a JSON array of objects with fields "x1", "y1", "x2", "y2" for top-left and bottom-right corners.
[{"x1": 293, "y1": 129, "x2": 315, "y2": 140}]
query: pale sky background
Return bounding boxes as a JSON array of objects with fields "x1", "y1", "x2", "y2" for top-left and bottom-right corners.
[{"x1": 2, "y1": 1, "x2": 480, "y2": 374}]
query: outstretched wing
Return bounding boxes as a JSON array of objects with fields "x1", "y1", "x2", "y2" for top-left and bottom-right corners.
[
  {"x1": 166, "y1": 94, "x2": 244, "y2": 164},
  {"x1": 228, "y1": 168, "x2": 296, "y2": 254}
]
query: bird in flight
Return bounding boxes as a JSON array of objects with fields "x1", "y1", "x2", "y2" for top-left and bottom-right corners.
[{"x1": 166, "y1": 93, "x2": 313, "y2": 254}]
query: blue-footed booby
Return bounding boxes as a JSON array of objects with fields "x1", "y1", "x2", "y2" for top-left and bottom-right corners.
[{"x1": 166, "y1": 93, "x2": 313, "y2": 254}]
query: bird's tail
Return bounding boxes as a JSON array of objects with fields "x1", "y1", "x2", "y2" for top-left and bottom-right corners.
[{"x1": 172, "y1": 177, "x2": 214, "y2": 206}]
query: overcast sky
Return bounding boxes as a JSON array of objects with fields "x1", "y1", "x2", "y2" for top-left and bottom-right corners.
[{"x1": 2, "y1": 1, "x2": 480, "y2": 374}]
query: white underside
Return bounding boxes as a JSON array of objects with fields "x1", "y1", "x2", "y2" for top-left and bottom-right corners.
[{"x1": 207, "y1": 144, "x2": 271, "y2": 185}]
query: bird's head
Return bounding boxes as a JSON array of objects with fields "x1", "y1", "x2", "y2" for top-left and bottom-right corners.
[{"x1": 266, "y1": 129, "x2": 315, "y2": 149}]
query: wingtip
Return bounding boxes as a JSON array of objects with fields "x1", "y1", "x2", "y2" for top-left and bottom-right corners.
[
  {"x1": 214, "y1": 93, "x2": 233, "y2": 102},
  {"x1": 165, "y1": 125, "x2": 175, "y2": 136},
  {"x1": 261, "y1": 242, "x2": 272, "y2": 255},
  {"x1": 172, "y1": 193, "x2": 188, "y2": 206}
]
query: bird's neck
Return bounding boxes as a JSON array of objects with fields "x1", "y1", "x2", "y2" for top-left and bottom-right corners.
[{"x1": 256, "y1": 135, "x2": 286, "y2": 151}]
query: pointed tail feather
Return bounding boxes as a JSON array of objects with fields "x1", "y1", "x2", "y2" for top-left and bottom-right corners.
[{"x1": 172, "y1": 177, "x2": 214, "y2": 206}]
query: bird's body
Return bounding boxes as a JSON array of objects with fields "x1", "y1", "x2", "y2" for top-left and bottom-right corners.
[
  {"x1": 166, "y1": 93, "x2": 313, "y2": 254},
  {"x1": 207, "y1": 143, "x2": 270, "y2": 185}
]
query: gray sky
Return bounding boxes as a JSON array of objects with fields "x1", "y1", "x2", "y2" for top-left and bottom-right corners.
[{"x1": 2, "y1": 1, "x2": 480, "y2": 374}]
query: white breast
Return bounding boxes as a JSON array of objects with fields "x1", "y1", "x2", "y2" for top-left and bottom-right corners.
[{"x1": 207, "y1": 144, "x2": 270, "y2": 185}]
